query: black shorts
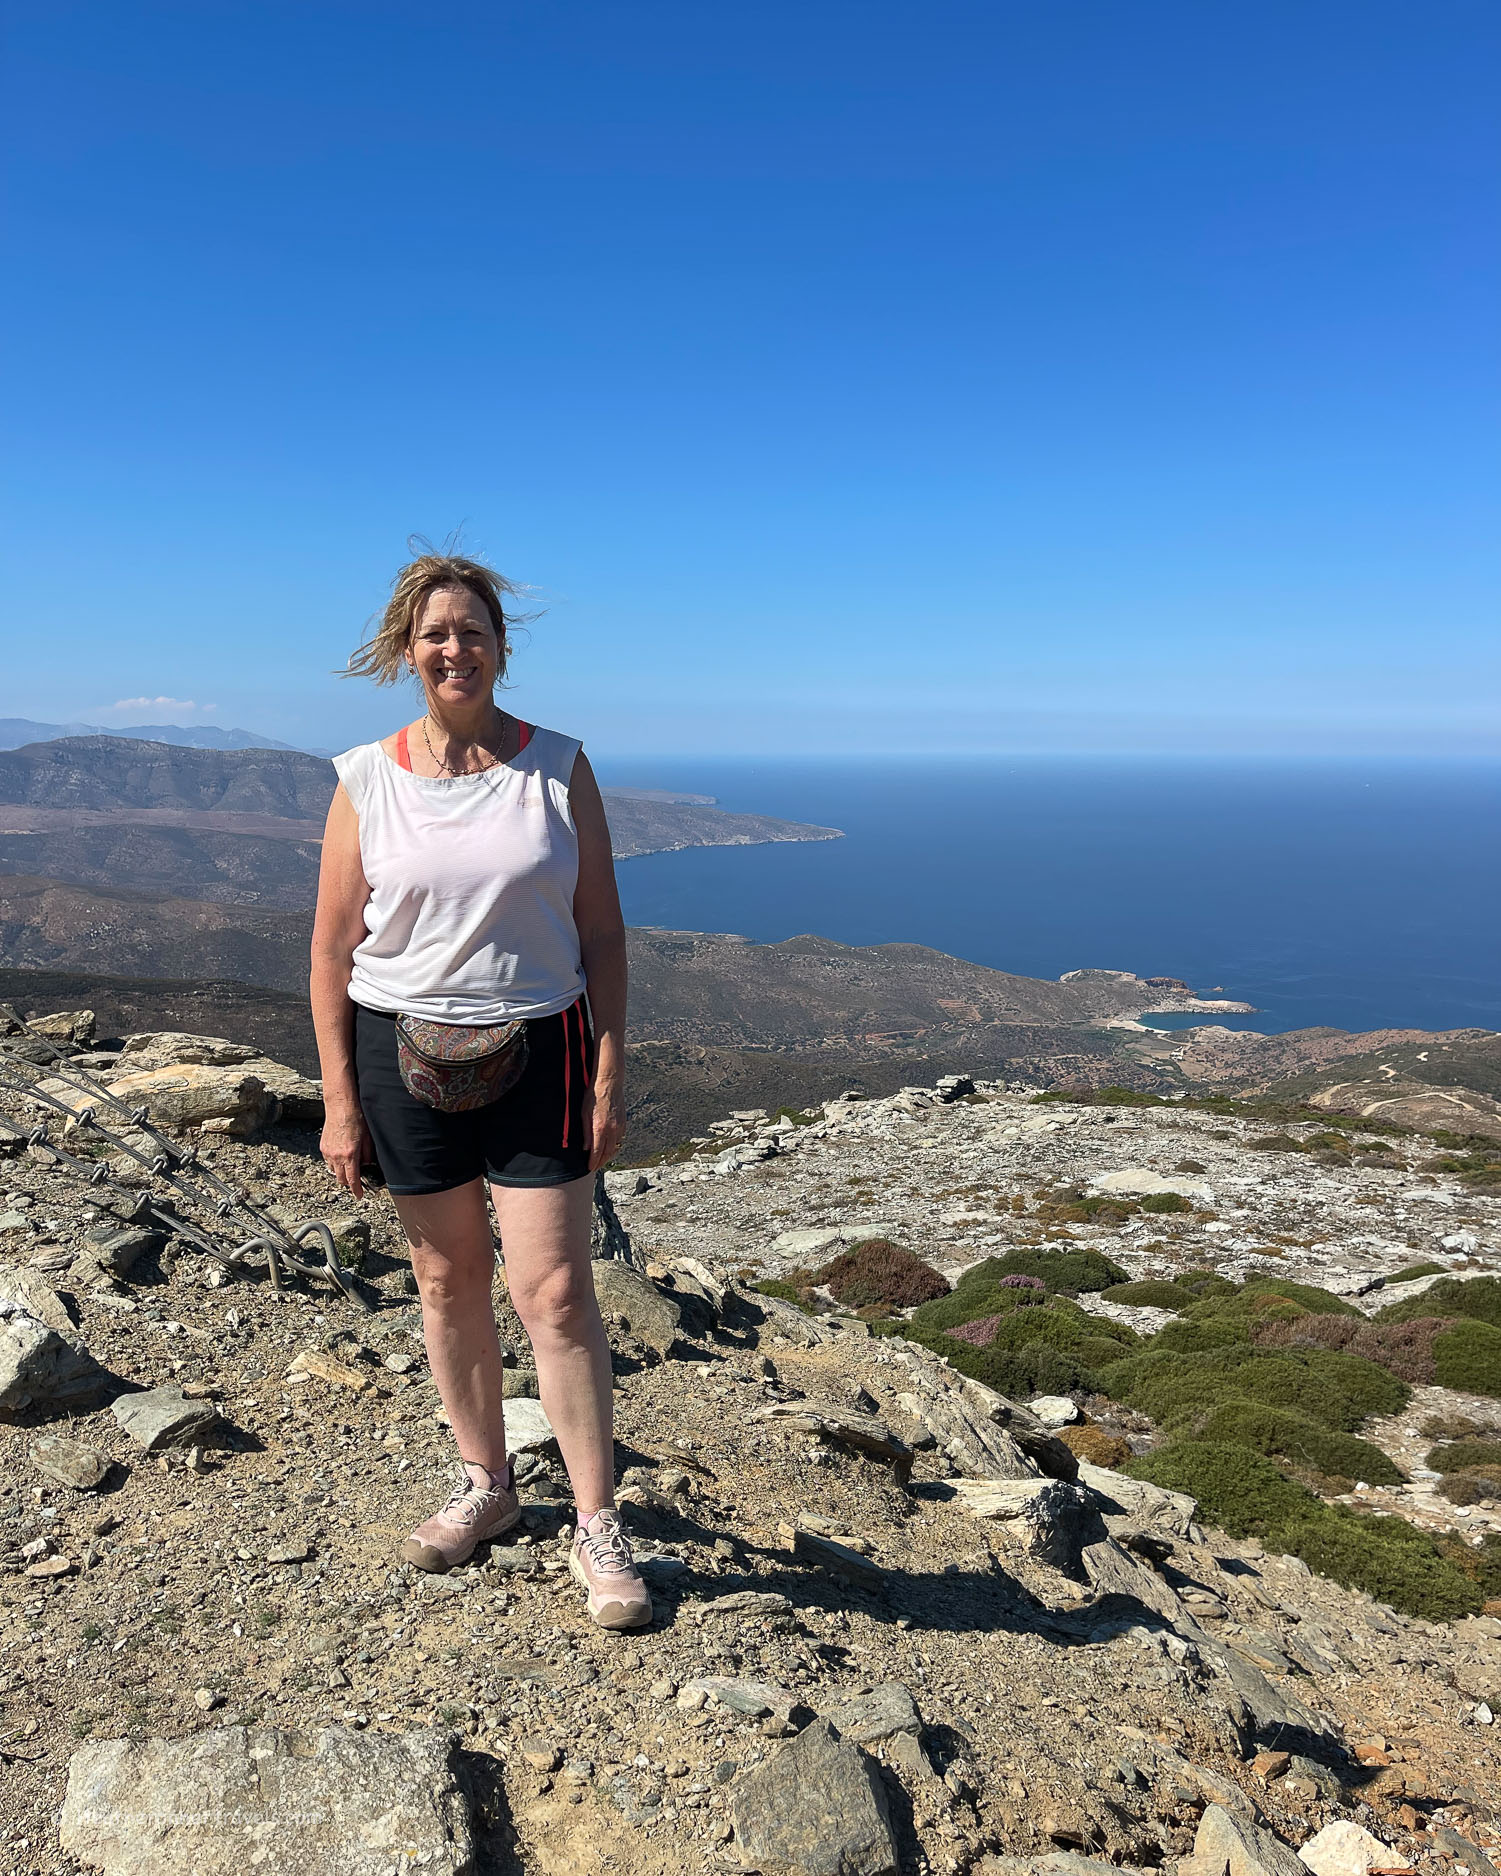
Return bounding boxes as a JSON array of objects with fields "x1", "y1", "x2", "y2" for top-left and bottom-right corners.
[{"x1": 353, "y1": 998, "x2": 595, "y2": 1195}]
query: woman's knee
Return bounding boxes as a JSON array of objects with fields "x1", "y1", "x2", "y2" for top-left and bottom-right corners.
[
  {"x1": 410, "y1": 1241, "x2": 492, "y2": 1312},
  {"x1": 510, "y1": 1263, "x2": 598, "y2": 1343}
]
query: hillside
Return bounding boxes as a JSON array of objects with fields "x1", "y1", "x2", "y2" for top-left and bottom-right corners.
[
  {"x1": 0, "y1": 737, "x2": 841, "y2": 878},
  {"x1": 0, "y1": 1013, "x2": 1497, "y2": 1875}
]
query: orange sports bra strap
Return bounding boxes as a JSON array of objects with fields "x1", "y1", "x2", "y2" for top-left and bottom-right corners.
[{"x1": 395, "y1": 725, "x2": 412, "y2": 770}]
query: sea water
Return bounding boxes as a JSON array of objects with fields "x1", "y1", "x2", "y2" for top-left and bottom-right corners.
[{"x1": 596, "y1": 757, "x2": 1501, "y2": 1037}]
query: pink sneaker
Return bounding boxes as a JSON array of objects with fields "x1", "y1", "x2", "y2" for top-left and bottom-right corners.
[
  {"x1": 569, "y1": 1508, "x2": 653, "y2": 1630},
  {"x1": 401, "y1": 1463, "x2": 520, "y2": 1573}
]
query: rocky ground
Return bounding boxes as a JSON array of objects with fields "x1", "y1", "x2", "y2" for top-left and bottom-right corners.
[{"x1": 0, "y1": 1021, "x2": 1499, "y2": 1876}]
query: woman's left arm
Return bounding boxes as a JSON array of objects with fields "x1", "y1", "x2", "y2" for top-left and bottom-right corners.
[{"x1": 570, "y1": 751, "x2": 628, "y2": 1170}]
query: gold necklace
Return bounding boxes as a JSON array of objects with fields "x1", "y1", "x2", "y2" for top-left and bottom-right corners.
[{"x1": 421, "y1": 711, "x2": 508, "y2": 777}]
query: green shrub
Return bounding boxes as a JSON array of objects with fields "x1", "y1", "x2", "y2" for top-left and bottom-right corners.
[
  {"x1": 1423, "y1": 1150, "x2": 1501, "y2": 1193},
  {"x1": 1379, "y1": 1277, "x2": 1501, "y2": 1330},
  {"x1": 1174, "y1": 1272, "x2": 1238, "y2": 1298},
  {"x1": 1249, "y1": 1134, "x2": 1305, "y2": 1153},
  {"x1": 1298, "y1": 1348, "x2": 1410, "y2": 1419},
  {"x1": 1386, "y1": 1262, "x2": 1449, "y2": 1286},
  {"x1": 815, "y1": 1239, "x2": 950, "y2": 1309},
  {"x1": 988, "y1": 1305, "x2": 1137, "y2": 1359},
  {"x1": 881, "y1": 1320, "x2": 1097, "y2": 1398},
  {"x1": 1194, "y1": 1400, "x2": 1403, "y2": 1486},
  {"x1": 911, "y1": 1282, "x2": 1046, "y2": 1335},
  {"x1": 1099, "y1": 1343, "x2": 1386, "y2": 1437},
  {"x1": 1140, "y1": 1191, "x2": 1193, "y2": 1214},
  {"x1": 1123, "y1": 1442, "x2": 1481, "y2": 1620},
  {"x1": 1432, "y1": 1319, "x2": 1501, "y2": 1399},
  {"x1": 981, "y1": 1245, "x2": 1130, "y2": 1295},
  {"x1": 1099, "y1": 1280, "x2": 1195, "y2": 1309},
  {"x1": 1425, "y1": 1439, "x2": 1501, "y2": 1473},
  {"x1": 1150, "y1": 1315, "x2": 1254, "y2": 1353},
  {"x1": 1238, "y1": 1278, "x2": 1362, "y2": 1318}
]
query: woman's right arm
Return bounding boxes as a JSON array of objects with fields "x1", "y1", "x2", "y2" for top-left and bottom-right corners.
[{"x1": 310, "y1": 782, "x2": 375, "y2": 1198}]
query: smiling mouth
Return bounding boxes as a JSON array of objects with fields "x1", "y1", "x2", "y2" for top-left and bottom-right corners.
[{"x1": 438, "y1": 665, "x2": 478, "y2": 681}]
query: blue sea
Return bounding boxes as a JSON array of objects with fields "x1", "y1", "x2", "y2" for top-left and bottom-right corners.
[{"x1": 594, "y1": 758, "x2": 1501, "y2": 1037}]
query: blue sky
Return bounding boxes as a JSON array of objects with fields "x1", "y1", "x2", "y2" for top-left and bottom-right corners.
[{"x1": 4, "y1": 2, "x2": 1497, "y2": 758}]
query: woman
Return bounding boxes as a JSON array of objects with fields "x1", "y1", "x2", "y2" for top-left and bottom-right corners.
[{"x1": 310, "y1": 551, "x2": 650, "y2": 1631}]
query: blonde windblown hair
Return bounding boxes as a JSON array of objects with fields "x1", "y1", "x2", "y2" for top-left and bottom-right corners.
[{"x1": 344, "y1": 550, "x2": 530, "y2": 686}]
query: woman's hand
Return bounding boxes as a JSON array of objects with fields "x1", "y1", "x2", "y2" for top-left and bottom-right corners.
[
  {"x1": 583, "y1": 1077, "x2": 627, "y2": 1172},
  {"x1": 321, "y1": 1102, "x2": 375, "y2": 1200}
]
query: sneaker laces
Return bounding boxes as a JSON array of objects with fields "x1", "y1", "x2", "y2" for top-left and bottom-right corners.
[
  {"x1": 577, "y1": 1510, "x2": 636, "y2": 1577},
  {"x1": 440, "y1": 1468, "x2": 509, "y2": 1527}
]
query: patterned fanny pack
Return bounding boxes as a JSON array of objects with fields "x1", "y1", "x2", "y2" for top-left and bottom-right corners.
[{"x1": 394, "y1": 1014, "x2": 530, "y2": 1113}]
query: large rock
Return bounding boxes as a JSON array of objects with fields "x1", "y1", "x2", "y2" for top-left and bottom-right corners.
[
  {"x1": 76, "y1": 1064, "x2": 280, "y2": 1138},
  {"x1": 1183, "y1": 1804, "x2": 1306, "y2": 1876},
  {"x1": 0, "y1": 1309, "x2": 108, "y2": 1420},
  {"x1": 0, "y1": 1268, "x2": 77, "y2": 1335},
  {"x1": 30, "y1": 1008, "x2": 96, "y2": 1043},
  {"x1": 111, "y1": 1383, "x2": 221, "y2": 1451},
  {"x1": 1076, "y1": 1461, "x2": 1197, "y2": 1536},
  {"x1": 952, "y1": 1476, "x2": 1101, "y2": 1575},
  {"x1": 1299, "y1": 1824, "x2": 1412, "y2": 1876},
  {"x1": 591, "y1": 1259, "x2": 681, "y2": 1357},
  {"x1": 731, "y1": 1716, "x2": 898, "y2": 1876},
  {"x1": 896, "y1": 1389, "x2": 1042, "y2": 1482},
  {"x1": 110, "y1": 1034, "x2": 325, "y2": 1122},
  {"x1": 502, "y1": 1396, "x2": 558, "y2": 1456},
  {"x1": 59, "y1": 1723, "x2": 475, "y2": 1874}
]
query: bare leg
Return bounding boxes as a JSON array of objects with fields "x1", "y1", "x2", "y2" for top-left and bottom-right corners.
[
  {"x1": 393, "y1": 1180, "x2": 510, "y2": 1484},
  {"x1": 492, "y1": 1174, "x2": 615, "y2": 1520}
]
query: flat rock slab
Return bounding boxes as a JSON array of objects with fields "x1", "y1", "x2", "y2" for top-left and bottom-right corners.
[
  {"x1": 591, "y1": 1260, "x2": 682, "y2": 1356},
  {"x1": 1092, "y1": 1168, "x2": 1215, "y2": 1204},
  {"x1": 731, "y1": 1716, "x2": 898, "y2": 1876},
  {"x1": 111, "y1": 1384, "x2": 221, "y2": 1452},
  {"x1": 820, "y1": 1681, "x2": 921, "y2": 1744},
  {"x1": 681, "y1": 1675, "x2": 805, "y2": 1718},
  {"x1": 30, "y1": 1434, "x2": 108, "y2": 1489},
  {"x1": 60, "y1": 1723, "x2": 475, "y2": 1875},
  {"x1": 793, "y1": 1527, "x2": 888, "y2": 1589}
]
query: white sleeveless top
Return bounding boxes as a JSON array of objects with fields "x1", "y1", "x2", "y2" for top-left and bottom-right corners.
[{"x1": 332, "y1": 727, "x2": 588, "y2": 1022}]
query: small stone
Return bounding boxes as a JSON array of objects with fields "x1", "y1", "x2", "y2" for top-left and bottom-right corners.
[
  {"x1": 521, "y1": 1741, "x2": 562, "y2": 1772},
  {"x1": 286, "y1": 1348, "x2": 369, "y2": 1392},
  {"x1": 1028, "y1": 1394, "x2": 1081, "y2": 1428},
  {"x1": 1252, "y1": 1750, "x2": 1291, "y2": 1782},
  {"x1": 30, "y1": 1434, "x2": 107, "y2": 1490},
  {"x1": 111, "y1": 1383, "x2": 220, "y2": 1452},
  {"x1": 649, "y1": 1677, "x2": 677, "y2": 1700},
  {"x1": 266, "y1": 1540, "x2": 312, "y2": 1565},
  {"x1": 193, "y1": 1688, "x2": 223, "y2": 1711},
  {"x1": 25, "y1": 1553, "x2": 73, "y2": 1578}
]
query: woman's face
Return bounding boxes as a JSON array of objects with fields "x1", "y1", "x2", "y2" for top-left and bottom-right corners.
[{"x1": 407, "y1": 585, "x2": 502, "y2": 712}]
